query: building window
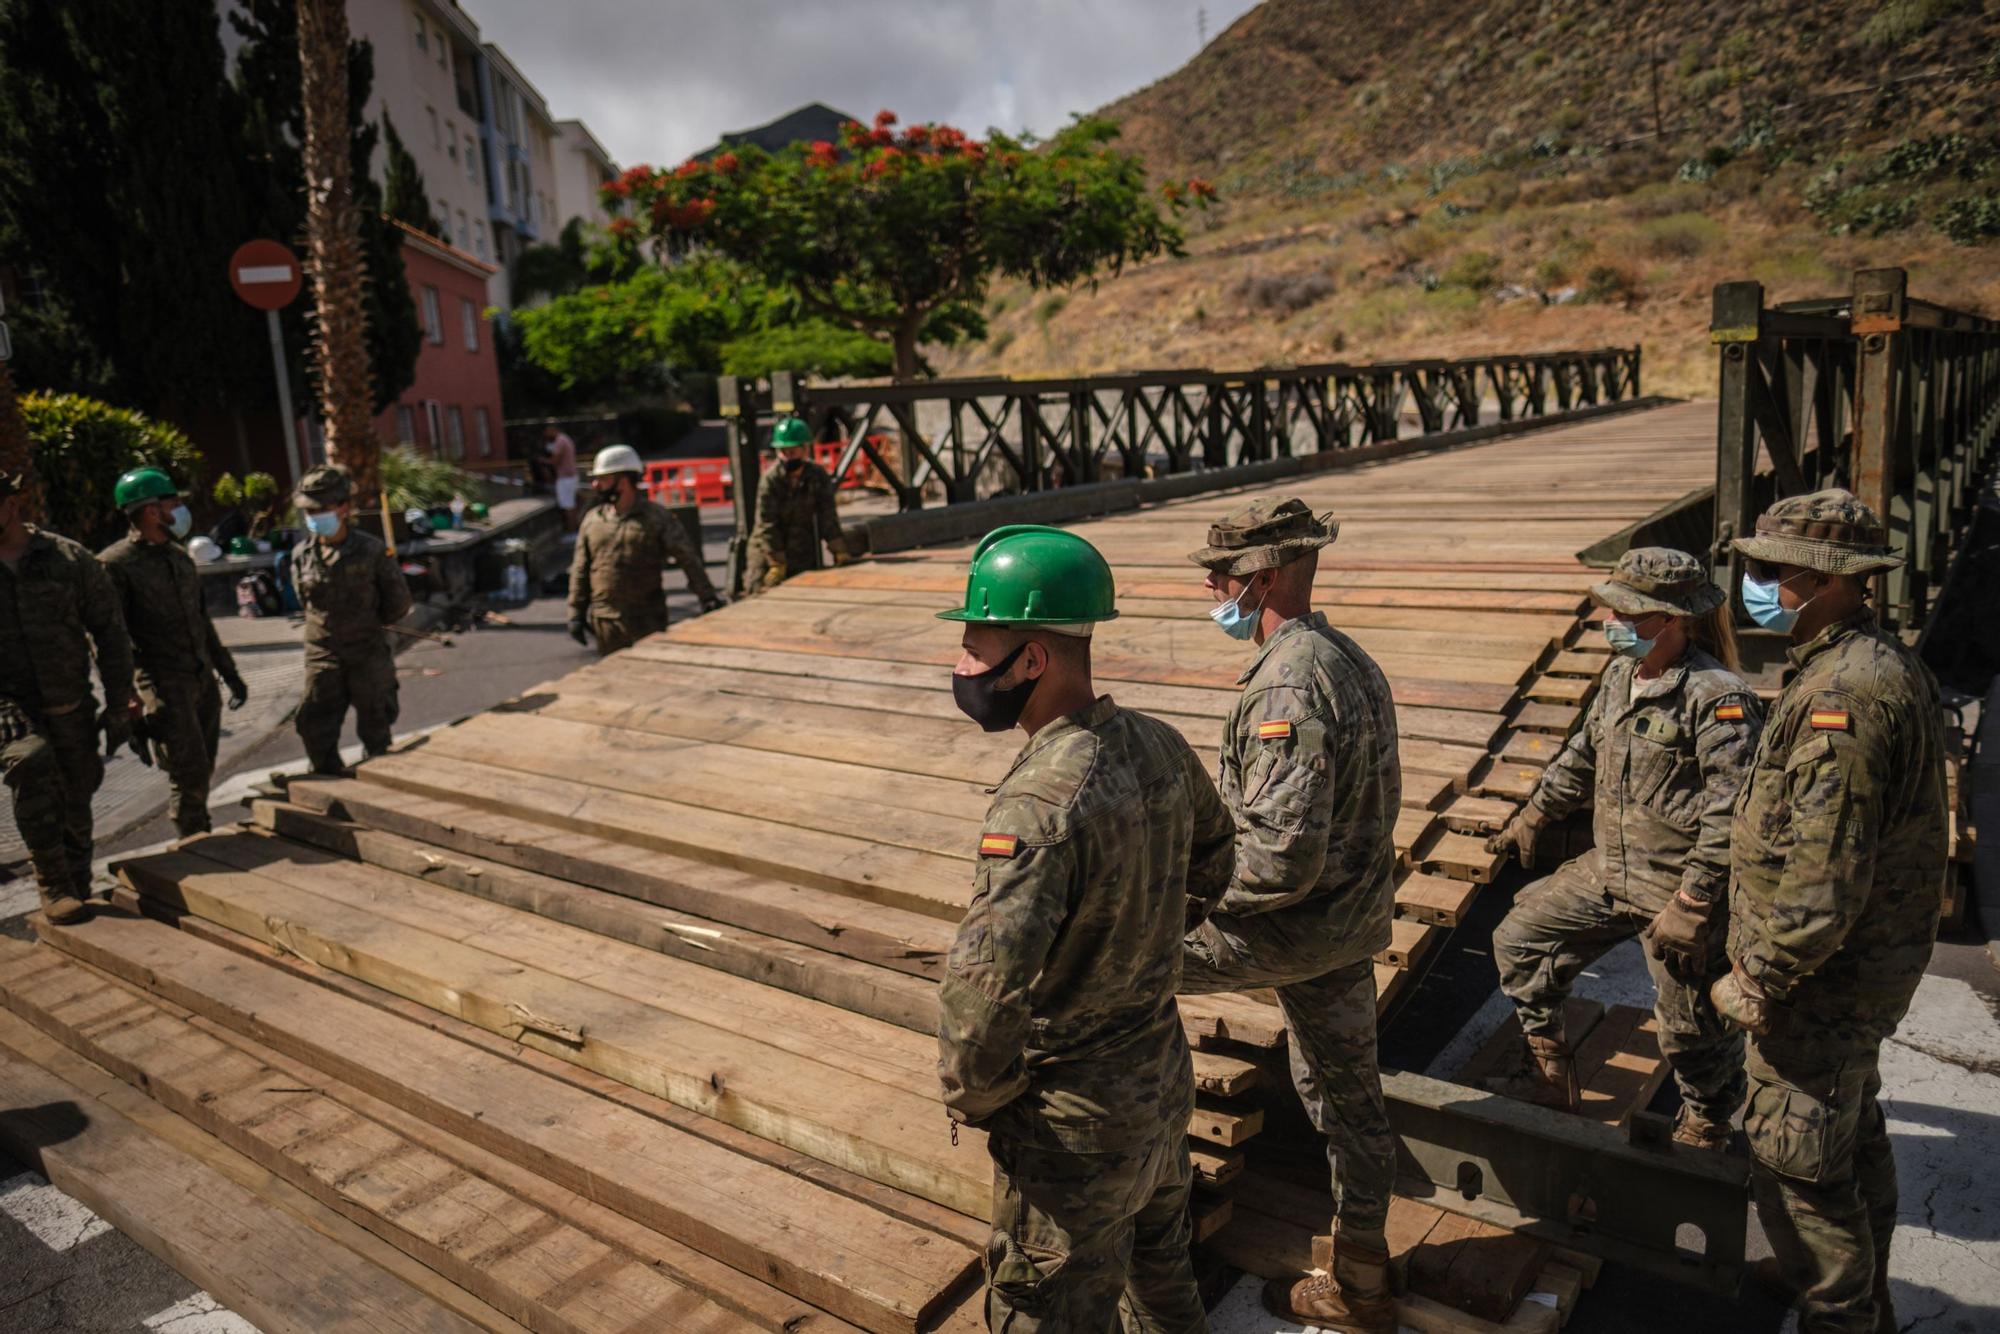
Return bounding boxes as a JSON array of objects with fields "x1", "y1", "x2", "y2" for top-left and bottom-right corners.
[
  {"x1": 424, "y1": 401, "x2": 443, "y2": 454},
  {"x1": 420, "y1": 286, "x2": 443, "y2": 344},
  {"x1": 427, "y1": 105, "x2": 440, "y2": 149},
  {"x1": 435, "y1": 200, "x2": 452, "y2": 243},
  {"x1": 474, "y1": 406, "x2": 492, "y2": 458},
  {"x1": 446, "y1": 406, "x2": 466, "y2": 460},
  {"x1": 464, "y1": 134, "x2": 477, "y2": 182},
  {"x1": 434, "y1": 24, "x2": 447, "y2": 67},
  {"x1": 473, "y1": 221, "x2": 487, "y2": 259},
  {"x1": 456, "y1": 209, "x2": 469, "y2": 246},
  {"x1": 413, "y1": 9, "x2": 427, "y2": 53},
  {"x1": 446, "y1": 120, "x2": 457, "y2": 162},
  {"x1": 460, "y1": 297, "x2": 479, "y2": 351},
  {"x1": 395, "y1": 406, "x2": 416, "y2": 443}
]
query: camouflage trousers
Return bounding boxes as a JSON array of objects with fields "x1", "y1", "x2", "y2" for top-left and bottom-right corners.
[
  {"x1": 983, "y1": 1123, "x2": 1206, "y2": 1334},
  {"x1": 1492, "y1": 854, "x2": 1746, "y2": 1122},
  {"x1": 588, "y1": 606, "x2": 667, "y2": 657},
  {"x1": 1, "y1": 700, "x2": 103, "y2": 896},
  {"x1": 296, "y1": 645, "x2": 399, "y2": 775},
  {"x1": 1745, "y1": 1033, "x2": 1898, "y2": 1334},
  {"x1": 139, "y1": 673, "x2": 220, "y2": 837},
  {"x1": 1182, "y1": 916, "x2": 1394, "y2": 1242}
]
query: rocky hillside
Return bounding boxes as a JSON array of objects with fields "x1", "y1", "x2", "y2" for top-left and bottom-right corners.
[{"x1": 941, "y1": 0, "x2": 2000, "y2": 397}]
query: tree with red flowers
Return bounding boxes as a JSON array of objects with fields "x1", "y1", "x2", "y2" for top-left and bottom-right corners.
[{"x1": 612, "y1": 112, "x2": 1208, "y2": 381}]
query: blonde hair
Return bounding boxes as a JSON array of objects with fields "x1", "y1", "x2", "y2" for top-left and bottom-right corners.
[{"x1": 1684, "y1": 604, "x2": 1740, "y2": 672}]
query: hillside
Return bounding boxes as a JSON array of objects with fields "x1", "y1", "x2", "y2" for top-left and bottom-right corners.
[{"x1": 940, "y1": 0, "x2": 2000, "y2": 396}]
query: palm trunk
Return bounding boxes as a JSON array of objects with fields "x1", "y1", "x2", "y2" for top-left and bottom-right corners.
[
  {"x1": 297, "y1": 0, "x2": 377, "y2": 502},
  {"x1": 0, "y1": 364, "x2": 37, "y2": 521}
]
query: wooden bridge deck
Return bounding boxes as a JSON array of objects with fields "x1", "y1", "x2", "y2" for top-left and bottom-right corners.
[{"x1": 0, "y1": 400, "x2": 1721, "y2": 1334}]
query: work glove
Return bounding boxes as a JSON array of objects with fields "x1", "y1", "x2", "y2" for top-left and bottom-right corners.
[
  {"x1": 1710, "y1": 965, "x2": 1776, "y2": 1036},
  {"x1": 831, "y1": 549, "x2": 855, "y2": 567},
  {"x1": 568, "y1": 618, "x2": 591, "y2": 647},
  {"x1": 1484, "y1": 802, "x2": 1551, "y2": 871},
  {"x1": 222, "y1": 672, "x2": 248, "y2": 711},
  {"x1": 758, "y1": 565, "x2": 788, "y2": 593},
  {"x1": 99, "y1": 705, "x2": 133, "y2": 761},
  {"x1": 1643, "y1": 889, "x2": 1720, "y2": 985}
]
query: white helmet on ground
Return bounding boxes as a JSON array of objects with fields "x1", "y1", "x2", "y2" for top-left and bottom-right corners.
[{"x1": 588, "y1": 443, "x2": 644, "y2": 478}]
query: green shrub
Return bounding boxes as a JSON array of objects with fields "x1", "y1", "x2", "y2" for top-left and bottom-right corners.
[
  {"x1": 1440, "y1": 250, "x2": 1502, "y2": 291},
  {"x1": 1036, "y1": 294, "x2": 1069, "y2": 326},
  {"x1": 718, "y1": 324, "x2": 895, "y2": 379},
  {"x1": 1581, "y1": 264, "x2": 1640, "y2": 305},
  {"x1": 1638, "y1": 212, "x2": 1721, "y2": 258},
  {"x1": 212, "y1": 471, "x2": 279, "y2": 509},
  {"x1": 988, "y1": 328, "x2": 1017, "y2": 357},
  {"x1": 1935, "y1": 195, "x2": 2000, "y2": 245},
  {"x1": 1860, "y1": 0, "x2": 1973, "y2": 50},
  {"x1": 375, "y1": 446, "x2": 488, "y2": 515},
  {"x1": 20, "y1": 392, "x2": 204, "y2": 544}
]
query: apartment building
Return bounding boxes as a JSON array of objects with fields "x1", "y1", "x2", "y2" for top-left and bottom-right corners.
[
  {"x1": 475, "y1": 42, "x2": 558, "y2": 308},
  {"x1": 553, "y1": 119, "x2": 618, "y2": 233}
]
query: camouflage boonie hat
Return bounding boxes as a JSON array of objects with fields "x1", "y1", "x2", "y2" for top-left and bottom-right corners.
[
  {"x1": 1187, "y1": 497, "x2": 1338, "y2": 576},
  {"x1": 1591, "y1": 546, "x2": 1725, "y2": 618},
  {"x1": 293, "y1": 464, "x2": 352, "y2": 510},
  {"x1": 1731, "y1": 488, "x2": 1901, "y2": 576}
]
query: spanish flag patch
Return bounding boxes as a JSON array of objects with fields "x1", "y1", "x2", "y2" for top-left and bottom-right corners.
[
  {"x1": 1257, "y1": 720, "x2": 1292, "y2": 741},
  {"x1": 1809, "y1": 710, "x2": 1852, "y2": 732},
  {"x1": 1715, "y1": 704, "x2": 1746, "y2": 722},
  {"x1": 979, "y1": 833, "x2": 1020, "y2": 858}
]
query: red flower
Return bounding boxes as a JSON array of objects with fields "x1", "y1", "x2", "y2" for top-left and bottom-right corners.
[
  {"x1": 806, "y1": 140, "x2": 839, "y2": 168},
  {"x1": 932, "y1": 125, "x2": 968, "y2": 152},
  {"x1": 863, "y1": 149, "x2": 904, "y2": 180},
  {"x1": 903, "y1": 124, "x2": 931, "y2": 148},
  {"x1": 659, "y1": 198, "x2": 715, "y2": 228},
  {"x1": 674, "y1": 159, "x2": 703, "y2": 179},
  {"x1": 1161, "y1": 181, "x2": 1184, "y2": 202},
  {"x1": 1188, "y1": 177, "x2": 1217, "y2": 200},
  {"x1": 841, "y1": 120, "x2": 871, "y2": 149},
  {"x1": 873, "y1": 109, "x2": 897, "y2": 130},
  {"x1": 607, "y1": 216, "x2": 636, "y2": 238},
  {"x1": 714, "y1": 152, "x2": 740, "y2": 174}
]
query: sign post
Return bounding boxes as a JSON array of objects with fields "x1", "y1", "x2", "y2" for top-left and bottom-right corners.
[{"x1": 228, "y1": 240, "x2": 304, "y2": 487}]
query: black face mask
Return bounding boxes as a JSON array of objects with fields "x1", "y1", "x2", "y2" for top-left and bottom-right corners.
[
  {"x1": 783, "y1": 456, "x2": 805, "y2": 471},
  {"x1": 952, "y1": 643, "x2": 1038, "y2": 733},
  {"x1": 592, "y1": 482, "x2": 620, "y2": 502}
]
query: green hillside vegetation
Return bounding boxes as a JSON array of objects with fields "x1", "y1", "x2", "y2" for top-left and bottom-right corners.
[{"x1": 940, "y1": 0, "x2": 2000, "y2": 396}]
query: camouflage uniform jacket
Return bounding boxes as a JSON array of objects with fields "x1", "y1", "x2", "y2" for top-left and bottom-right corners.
[
  {"x1": 99, "y1": 535, "x2": 238, "y2": 687},
  {"x1": 568, "y1": 498, "x2": 717, "y2": 622},
  {"x1": 292, "y1": 528, "x2": 413, "y2": 658},
  {"x1": 751, "y1": 461, "x2": 847, "y2": 571},
  {"x1": 1727, "y1": 610, "x2": 1946, "y2": 1036},
  {"x1": 1216, "y1": 612, "x2": 1400, "y2": 966},
  {"x1": 0, "y1": 526, "x2": 133, "y2": 716},
  {"x1": 938, "y1": 696, "x2": 1235, "y2": 1151},
  {"x1": 1532, "y1": 649, "x2": 1763, "y2": 908}
]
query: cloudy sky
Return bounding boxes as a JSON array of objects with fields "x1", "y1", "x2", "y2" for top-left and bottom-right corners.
[{"x1": 464, "y1": 0, "x2": 1262, "y2": 168}]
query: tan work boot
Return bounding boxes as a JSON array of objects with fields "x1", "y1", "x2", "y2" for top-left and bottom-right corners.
[
  {"x1": 1671, "y1": 1105, "x2": 1733, "y2": 1151},
  {"x1": 1482, "y1": 1033, "x2": 1579, "y2": 1111},
  {"x1": 38, "y1": 887, "x2": 89, "y2": 924},
  {"x1": 1263, "y1": 1233, "x2": 1396, "y2": 1333}
]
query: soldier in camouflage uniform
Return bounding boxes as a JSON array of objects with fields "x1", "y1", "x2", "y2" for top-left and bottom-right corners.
[
  {"x1": 1715, "y1": 491, "x2": 1946, "y2": 1334},
  {"x1": 0, "y1": 470, "x2": 135, "y2": 922},
  {"x1": 746, "y1": 417, "x2": 852, "y2": 593},
  {"x1": 1483, "y1": 548, "x2": 1760, "y2": 1147},
  {"x1": 1181, "y1": 498, "x2": 1402, "y2": 1333},
  {"x1": 567, "y1": 443, "x2": 721, "y2": 656},
  {"x1": 290, "y1": 466, "x2": 413, "y2": 775},
  {"x1": 99, "y1": 467, "x2": 249, "y2": 837},
  {"x1": 935, "y1": 525, "x2": 1234, "y2": 1333}
]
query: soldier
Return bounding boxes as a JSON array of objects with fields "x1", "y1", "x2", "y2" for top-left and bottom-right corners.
[
  {"x1": 0, "y1": 470, "x2": 135, "y2": 921},
  {"x1": 567, "y1": 443, "x2": 721, "y2": 656},
  {"x1": 99, "y1": 467, "x2": 249, "y2": 837},
  {"x1": 1715, "y1": 490, "x2": 1946, "y2": 1334},
  {"x1": 935, "y1": 525, "x2": 1234, "y2": 1332},
  {"x1": 746, "y1": 416, "x2": 852, "y2": 593},
  {"x1": 1181, "y1": 498, "x2": 1401, "y2": 1332},
  {"x1": 290, "y1": 465, "x2": 413, "y2": 776},
  {"x1": 1482, "y1": 548, "x2": 1760, "y2": 1148}
]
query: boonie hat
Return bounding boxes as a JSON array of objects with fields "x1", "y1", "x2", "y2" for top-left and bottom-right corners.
[
  {"x1": 1731, "y1": 488, "x2": 1901, "y2": 576},
  {"x1": 1590, "y1": 547, "x2": 1725, "y2": 618},
  {"x1": 294, "y1": 464, "x2": 351, "y2": 510},
  {"x1": 1187, "y1": 497, "x2": 1337, "y2": 577}
]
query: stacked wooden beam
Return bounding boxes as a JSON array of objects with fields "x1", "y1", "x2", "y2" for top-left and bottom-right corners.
[{"x1": 0, "y1": 402, "x2": 1720, "y2": 1329}]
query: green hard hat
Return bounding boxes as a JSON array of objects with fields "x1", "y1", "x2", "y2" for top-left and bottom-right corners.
[
  {"x1": 936, "y1": 525, "x2": 1120, "y2": 626},
  {"x1": 114, "y1": 466, "x2": 178, "y2": 511},
  {"x1": 767, "y1": 416, "x2": 812, "y2": 451}
]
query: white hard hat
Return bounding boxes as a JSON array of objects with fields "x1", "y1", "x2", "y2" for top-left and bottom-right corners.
[
  {"x1": 188, "y1": 535, "x2": 223, "y2": 563},
  {"x1": 588, "y1": 443, "x2": 644, "y2": 478}
]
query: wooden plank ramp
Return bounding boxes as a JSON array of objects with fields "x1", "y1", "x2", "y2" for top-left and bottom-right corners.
[{"x1": 0, "y1": 402, "x2": 1717, "y2": 1325}]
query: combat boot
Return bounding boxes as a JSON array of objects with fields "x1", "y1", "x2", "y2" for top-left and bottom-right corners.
[
  {"x1": 1263, "y1": 1233, "x2": 1396, "y2": 1333},
  {"x1": 29, "y1": 849, "x2": 87, "y2": 924},
  {"x1": 1482, "y1": 1034, "x2": 1578, "y2": 1111},
  {"x1": 1671, "y1": 1105, "x2": 1733, "y2": 1151},
  {"x1": 37, "y1": 886, "x2": 88, "y2": 924}
]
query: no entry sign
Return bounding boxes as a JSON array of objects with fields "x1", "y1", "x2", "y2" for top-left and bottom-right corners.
[{"x1": 229, "y1": 239, "x2": 302, "y2": 311}]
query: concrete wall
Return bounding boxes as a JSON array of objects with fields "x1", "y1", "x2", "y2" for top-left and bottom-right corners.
[
  {"x1": 553, "y1": 119, "x2": 617, "y2": 234},
  {"x1": 375, "y1": 228, "x2": 507, "y2": 472}
]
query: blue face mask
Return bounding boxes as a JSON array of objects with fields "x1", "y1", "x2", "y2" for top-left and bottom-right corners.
[
  {"x1": 304, "y1": 510, "x2": 341, "y2": 538},
  {"x1": 167, "y1": 504, "x2": 192, "y2": 540},
  {"x1": 1209, "y1": 579, "x2": 1267, "y2": 641},
  {"x1": 1741, "y1": 573, "x2": 1799, "y2": 633},
  {"x1": 1603, "y1": 619, "x2": 1657, "y2": 660}
]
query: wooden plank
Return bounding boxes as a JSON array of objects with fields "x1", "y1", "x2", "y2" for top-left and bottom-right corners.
[
  {"x1": 256, "y1": 802, "x2": 942, "y2": 1034},
  {"x1": 1406, "y1": 1209, "x2": 1491, "y2": 1299},
  {"x1": 1442, "y1": 795, "x2": 1518, "y2": 835},
  {"x1": 1510, "y1": 702, "x2": 1582, "y2": 735},
  {"x1": 284, "y1": 780, "x2": 957, "y2": 981},
  {"x1": 1381, "y1": 917, "x2": 1439, "y2": 970},
  {"x1": 33, "y1": 910, "x2": 979, "y2": 1334},
  {"x1": 1182, "y1": 993, "x2": 1290, "y2": 1049},
  {"x1": 0, "y1": 1012, "x2": 489, "y2": 1334},
  {"x1": 1525, "y1": 676, "x2": 1593, "y2": 705},
  {"x1": 1453, "y1": 1000, "x2": 1606, "y2": 1089},
  {"x1": 1420, "y1": 831, "x2": 1504, "y2": 883},
  {"x1": 1572, "y1": 1004, "x2": 1671, "y2": 1127},
  {"x1": 117, "y1": 847, "x2": 995, "y2": 1218},
  {"x1": 1191, "y1": 1194, "x2": 1235, "y2": 1244},
  {"x1": 1498, "y1": 731, "x2": 1564, "y2": 768},
  {"x1": 1476, "y1": 761, "x2": 1546, "y2": 802},
  {"x1": 1436, "y1": 1224, "x2": 1551, "y2": 1323},
  {"x1": 1395, "y1": 872, "x2": 1480, "y2": 927},
  {"x1": 1191, "y1": 1049, "x2": 1262, "y2": 1097},
  {"x1": 0, "y1": 952, "x2": 773, "y2": 1334},
  {"x1": 1189, "y1": 1145, "x2": 1243, "y2": 1189},
  {"x1": 1189, "y1": 1097, "x2": 1264, "y2": 1148},
  {"x1": 1545, "y1": 651, "x2": 1607, "y2": 678}
]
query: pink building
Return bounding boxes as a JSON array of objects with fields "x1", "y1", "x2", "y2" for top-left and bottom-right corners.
[{"x1": 376, "y1": 221, "x2": 508, "y2": 473}]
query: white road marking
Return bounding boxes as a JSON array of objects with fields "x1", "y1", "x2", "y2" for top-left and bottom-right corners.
[
  {"x1": 0, "y1": 1170, "x2": 112, "y2": 1251},
  {"x1": 143, "y1": 1290, "x2": 262, "y2": 1332}
]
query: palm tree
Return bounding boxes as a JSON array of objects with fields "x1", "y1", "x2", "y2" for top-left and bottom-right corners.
[{"x1": 296, "y1": 0, "x2": 377, "y2": 502}]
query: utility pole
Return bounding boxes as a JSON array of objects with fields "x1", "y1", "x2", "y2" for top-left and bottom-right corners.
[{"x1": 1198, "y1": 6, "x2": 1208, "y2": 47}]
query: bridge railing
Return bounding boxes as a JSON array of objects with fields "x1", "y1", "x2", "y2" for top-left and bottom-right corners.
[
  {"x1": 716, "y1": 346, "x2": 1639, "y2": 519},
  {"x1": 1712, "y1": 268, "x2": 2000, "y2": 636}
]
